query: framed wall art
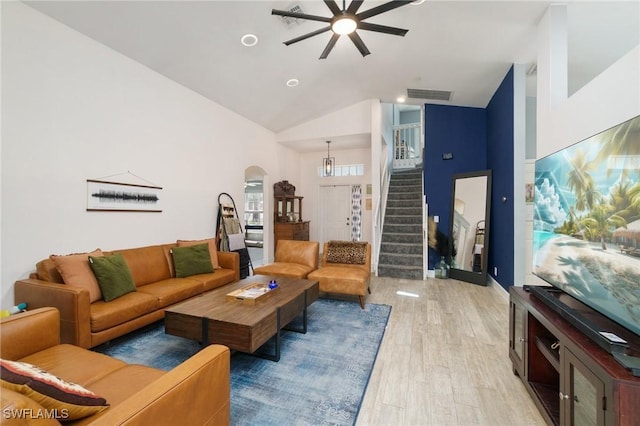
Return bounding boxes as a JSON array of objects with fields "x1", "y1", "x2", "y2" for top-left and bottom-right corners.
[{"x1": 87, "y1": 179, "x2": 162, "y2": 212}]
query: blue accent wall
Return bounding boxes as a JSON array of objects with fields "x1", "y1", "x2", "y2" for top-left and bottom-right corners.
[
  {"x1": 486, "y1": 66, "x2": 515, "y2": 289},
  {"x1": 423, "y1": 67, "x2": 516, "y2": 286},
  {"x1": 424, "y1": 104, "x2": 487, "y2": 268}
]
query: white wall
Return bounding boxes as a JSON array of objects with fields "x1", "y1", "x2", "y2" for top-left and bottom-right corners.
[
  {"x1": 528, "y1": 4, "x2": 640, "y2": 286},
  {"x1": 0, "y1": 3, "x2": 299, "y2": 307},
  {"x1": 298, "y1": 148, "x2": 373, "y2": 247},
  {"x1": 537, "y1": 5, "x2": 640, "y2": 160},
  {"x1": 275, "y1": 100, "x2": 373, "y2": 144}
]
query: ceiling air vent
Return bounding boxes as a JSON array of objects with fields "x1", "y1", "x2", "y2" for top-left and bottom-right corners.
[
  {"x1": 280, "y1": 4, "x2": 304, "y2": 28},
  {"x1": 407, "y1": 88, "x2": 453, "y2": 102}
]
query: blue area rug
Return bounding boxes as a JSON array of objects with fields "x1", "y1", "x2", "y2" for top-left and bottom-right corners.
[{"x1": 94, "y1": 298, "x2": 391, "y2": 425}]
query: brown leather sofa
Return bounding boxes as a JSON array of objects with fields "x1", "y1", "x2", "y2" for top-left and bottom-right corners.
[
  {"x1": 14, "y1": 242, "x2": 239, "y2": 349},
  {"x1": 253, "y1": 240, "x2": 319, "y2": 279},
  {"x1": 307, "y1": 241, "x2": 372, "y2": 309},
  {"x1": 0, "y1": 307, "x2": 230, "y2": 425}
]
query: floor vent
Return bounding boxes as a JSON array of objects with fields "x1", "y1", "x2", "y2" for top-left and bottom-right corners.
[{"x1": 407, "y1": 88, "x2": 453, "y2": 102}]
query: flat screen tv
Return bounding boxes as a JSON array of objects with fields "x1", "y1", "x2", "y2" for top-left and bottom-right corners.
[{"x1": 533, "y1": 115, "x2": 640, "y2": 344}]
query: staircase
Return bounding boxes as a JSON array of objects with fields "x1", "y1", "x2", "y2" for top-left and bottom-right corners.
[{"x1": 377, "y1": 167, "x2": 424, "y2": 280}]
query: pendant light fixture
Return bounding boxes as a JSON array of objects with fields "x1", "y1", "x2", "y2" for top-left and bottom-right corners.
[{"x1": 323, "y1": 141, "x2": 335, "y2": 177}]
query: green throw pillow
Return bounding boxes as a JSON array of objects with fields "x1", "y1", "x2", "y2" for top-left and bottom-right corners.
[
  {"x1": 171, "y1": 243, "x2": 214, "y2": 278},
  {"x1": 88, "y1": 254, "x2": 136, "y2": 302}
]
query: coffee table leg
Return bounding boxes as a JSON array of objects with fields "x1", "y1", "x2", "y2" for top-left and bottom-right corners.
[
  {"x1": 251, "y1": 308, "x2": 281, "y2": 362},
  {"x1": 202, "y1": 317, "x2": 209, "y2": 346},
  {"x1": 283, "y1": 290, "x2": 308, "y2": 334}
]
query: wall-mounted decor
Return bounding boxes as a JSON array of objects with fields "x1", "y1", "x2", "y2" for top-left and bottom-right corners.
[{"x1": 87, "y1": 179, "x2": 162, "y2": 212}]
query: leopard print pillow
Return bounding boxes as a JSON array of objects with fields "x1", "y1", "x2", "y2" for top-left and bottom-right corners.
[{"x1": 326, "y1": 241, "x2": 367, "y2": 265}]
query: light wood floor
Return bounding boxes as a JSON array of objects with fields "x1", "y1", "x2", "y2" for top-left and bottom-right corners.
[{"x1": 353, "y1": 276, "x2": 546, "y2": 426}]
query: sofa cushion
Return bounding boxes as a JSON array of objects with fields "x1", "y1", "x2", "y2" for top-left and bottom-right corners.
[
  {"x1": 35, "y1": 258, "x2": 64, "y2": 284},
  {"x1": 81, "y1": 364, "x2": 164, "y2": 410},
  {"x1": 50, "y1": 249, "x2": 104, "y2": 303},
  {"x1": 136, "y1": 278, "x2": 203, "y2": 308},
  {"x1": 90, "y1": 292, "x2": 159, "y2": 333},
  {"x1": 19, "y1": 344, "x2": 126, "y2": 387},
  {"x1": 308, "y1": 266, "x2": 370, "y2": 296},
  {"x1": 171, "y1": 244, "x2": 214, "y2": 278},
  {"x1": 0, "y1": 358, "x2": 109, "y2": 421},
  {"x1": 1, "y1": 388, "x2": 60, "y2": 425},
  {"x1": 253, "y1": 262, "x2": 316, "y2": 279},
  {"x1": 177, "y1": 238, "x2": 220, "y2": 269},
  {"x1": 89, "y1": 254, "x2": 137, "y2": 302},
  {"x1": 113, "y1": 245, "x2": 172, "y2": 287},
  {"x1": 196, "y1": 269, "x2": 237, "y2": 292}
]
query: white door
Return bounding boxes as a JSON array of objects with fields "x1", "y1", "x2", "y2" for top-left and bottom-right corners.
[{"x1": 319, "y1": 185, "x2": 351, "y2": 246}]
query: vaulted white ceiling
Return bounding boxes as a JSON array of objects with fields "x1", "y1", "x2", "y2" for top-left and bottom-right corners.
[{"x1": 24, "y1": 1, "x2": 640, "y2": 140}]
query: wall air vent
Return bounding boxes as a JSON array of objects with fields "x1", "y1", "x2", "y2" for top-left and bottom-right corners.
[
  {"x1": 407, "y1": 88, "x2": 453, "y2": 102},
  {"x1": 280, "y1": 4, "x2": 304, "y2": 28}
]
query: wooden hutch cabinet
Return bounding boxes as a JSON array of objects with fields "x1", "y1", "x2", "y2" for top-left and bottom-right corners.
[
  {"x1": 509, "y1": 287, "x2": 640, "y2": 426},
  {"x1": 273, "y1": 180, "x2": 309, "y2": 250}
]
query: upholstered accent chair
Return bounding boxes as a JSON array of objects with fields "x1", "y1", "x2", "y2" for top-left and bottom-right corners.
[
  {"x1": 253, "y1": 240, "x2": 319, "y2": 279},
  {"x1": 307, "y1": 241, "x2": 371, "y2": 309}
]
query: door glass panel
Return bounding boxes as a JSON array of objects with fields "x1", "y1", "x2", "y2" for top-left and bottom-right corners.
[
  {"x1": 572, "y1": 364, "x2": 597, "y2": 426},
  {"x1": 513, "y1": 303, "x2": 524, "y2": 359}
]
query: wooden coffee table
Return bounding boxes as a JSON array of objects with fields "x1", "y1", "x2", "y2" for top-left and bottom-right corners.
[{"x1": 164, "y1": 276, "x2": 319, "y2": 362}]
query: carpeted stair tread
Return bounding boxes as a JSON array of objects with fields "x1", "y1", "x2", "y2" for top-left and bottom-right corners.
[
  {"x1": 378, "y1": 252, "x2": 422, "y2": 266},
  {"x1": 378, "y1": 167, "x2": 424, "y2": 279},
  {"x1": 377, "y1": 265, "x2": 423, "y2": 280},
  {"x1": 380, "y1": 242, "x2": 422, "y2": 255}
]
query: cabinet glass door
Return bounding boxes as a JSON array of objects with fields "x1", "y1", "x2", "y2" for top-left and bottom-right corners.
[
  {"x1": 509, "y1": 299, "x2": 526, "y2": 375},
  {"x1": 563, "y1": 348, "x2": 605, "y2": 426}
]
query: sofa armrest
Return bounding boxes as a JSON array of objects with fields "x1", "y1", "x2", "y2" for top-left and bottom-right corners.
[
  {"x1": 217, "y1": 251, "x2": 240, "y2": 282},
  {"x1": 89, "y1": 345, "x2": 230, "y2": 426},
  {"x1": 14, "y1": 279, "x2": 92, "y2": 349},
  {"x1": 0, "y1": 307, "x2": 60, "y2": 360}
]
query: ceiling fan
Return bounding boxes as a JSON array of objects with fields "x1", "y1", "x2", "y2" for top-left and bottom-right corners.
[{"x1": 271, "y1": 0, "x2": 413, "y2": 59}]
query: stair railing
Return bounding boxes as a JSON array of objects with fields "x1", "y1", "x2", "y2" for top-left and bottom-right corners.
[{"x1": 373, "y1": 145, "x2": 391, "y2": 275}]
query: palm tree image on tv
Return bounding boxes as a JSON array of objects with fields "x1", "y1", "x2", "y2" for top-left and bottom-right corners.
[{"x1": 533, "y1": 115, "x2": 640, "y2": 336}]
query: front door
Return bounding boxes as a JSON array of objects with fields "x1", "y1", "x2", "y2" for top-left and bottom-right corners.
[{"x1": 319, "y1": 185, "x2": 351, "y2": 247}]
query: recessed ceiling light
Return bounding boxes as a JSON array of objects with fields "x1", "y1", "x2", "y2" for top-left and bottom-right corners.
[
  {"x1": 286, "y1": 79, "x2": 299, "y2": 87},
  {"x1": 241, "y1": 34, "x2": 258, "y2": 47},
  {"x1": 411, "y1": 0, "x2": 425, "y2": 5},
  {"x1": 397, "y1": 96, "x2": 406, "y2": 103}
]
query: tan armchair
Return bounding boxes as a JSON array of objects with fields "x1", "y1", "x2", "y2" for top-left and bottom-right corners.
[
  {"x1": 253, "y1": 240, "x2": 319, "y2": 279},
  {"x1": 307, "y1": 241, "x2": 371, "y2": 309}
]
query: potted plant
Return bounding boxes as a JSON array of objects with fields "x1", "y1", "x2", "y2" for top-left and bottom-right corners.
[{"x1": 428, "y1": 218, "x2": 456, "y2": 279}]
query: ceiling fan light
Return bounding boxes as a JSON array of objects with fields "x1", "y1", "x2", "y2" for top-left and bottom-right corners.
[{"x1": 332, "y1": 16, "x2": 357, "y2": 35}]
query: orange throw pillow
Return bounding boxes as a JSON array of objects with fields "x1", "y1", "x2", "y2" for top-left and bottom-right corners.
[
  {"x1": 50, "y1": 249, "x2": 104, "y2": 303},
  {"x1": 177, "y1": 238, "x2": 220, "y2": 269}
]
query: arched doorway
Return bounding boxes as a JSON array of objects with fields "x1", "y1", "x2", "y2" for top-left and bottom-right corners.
[{"x1": 244, "y1": 166, "x2": 268, "y2": 267}]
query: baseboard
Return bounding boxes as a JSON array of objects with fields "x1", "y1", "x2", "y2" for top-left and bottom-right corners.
[{"x1": 488, "y1": 275, "x2": 508, "y2": 300}]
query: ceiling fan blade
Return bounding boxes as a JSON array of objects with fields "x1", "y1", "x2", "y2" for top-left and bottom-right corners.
[
  {"x1": 358, "y1": 22, "x2": 408, "y2": 37},
  {"x1": 284, "y1": 26, "x2": 332, "y2": 46},
  {"x1": 271, "y1": 9, "x2": 332, "y2": 24},
  {"x1": 348, "y1": 32, "x2": 371, "y2": 57},
  {"x1": 356, "y1": 0, "x2": 412, "y2": 21},
  {"x1": 320, "y1": 33, "x2": 341, "y2": 59},
  {"x1": 323, "y1": 0, "x2": 342, "y2": 15},
  {"x1": 346, "y1": 0, "x2": 364, "y2": 14}
]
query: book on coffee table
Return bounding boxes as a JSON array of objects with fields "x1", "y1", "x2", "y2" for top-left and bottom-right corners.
[{"x1": 226, "y1": 282, "x2": 276, "y2": 304}]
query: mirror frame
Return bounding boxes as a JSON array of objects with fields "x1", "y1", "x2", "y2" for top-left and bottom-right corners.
[{"x1": 448, "y1": 170, "x2": 492, "y2": 286}]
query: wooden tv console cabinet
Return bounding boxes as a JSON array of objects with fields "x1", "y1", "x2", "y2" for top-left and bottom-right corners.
[{"x1": 509, "y1": 287, "x2": 640, "y2": 426}]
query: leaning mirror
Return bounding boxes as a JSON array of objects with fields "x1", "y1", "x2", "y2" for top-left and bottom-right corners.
[{"x1": 449, "y1": 170, "x2": 492, "y2": 286}]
